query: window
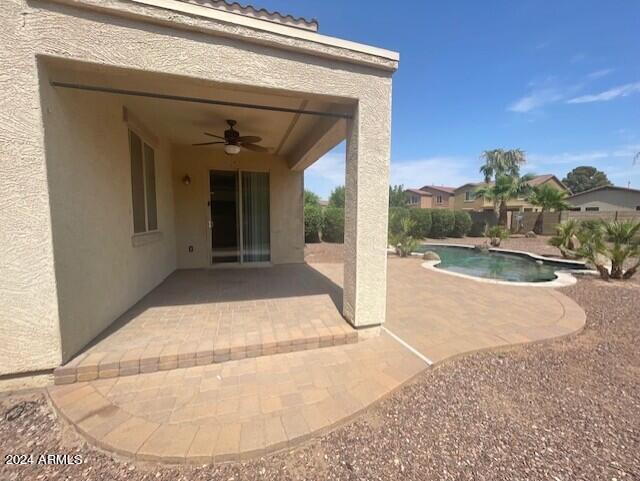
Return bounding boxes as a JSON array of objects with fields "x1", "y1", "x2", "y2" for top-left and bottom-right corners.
[
  {"x1": 585, "y1": 207, "x2": 599, "y2": 212},
  {"x1": 408, "y1": 194, "x2": 418, "y2": 205},
  {"x1": 464, "y1": 191, "x2": 475, "y2": 202},
  {"x1": 129, "y1": 130, "x2": 158, "y2": 233},
  {"x1": 436, "y1": 195, "x2": 443, "y2": 204}
]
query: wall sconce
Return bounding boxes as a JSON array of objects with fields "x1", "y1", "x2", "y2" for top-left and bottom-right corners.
[{"x1": 182, "y1": 174, "x2": 191, "y2": 185}]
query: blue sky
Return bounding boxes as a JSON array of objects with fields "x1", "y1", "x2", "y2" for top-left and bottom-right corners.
[{"x1": 258, "y1": 1, "x2": 639, "y2": 198}]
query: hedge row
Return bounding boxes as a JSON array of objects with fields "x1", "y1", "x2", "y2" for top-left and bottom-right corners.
[
  {"x1": 389, "y1": 208, "x2": 472, "y2": 239},
  {"x1": 305, "y1": 207, "x2": 472, "y2": 243},
  {"x1": 304, "y1": 206, "x2": 344, "y2": 243}
]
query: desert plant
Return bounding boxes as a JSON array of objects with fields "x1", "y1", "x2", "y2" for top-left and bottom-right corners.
[
  {"x1": 388, "y1": 207, "x2": 410, "y2": 238},
  {"x1": 475, "y1": 174, "x2": 534, "y2": 227},
  {"x1": 486, "y1": 225, "x2": 510, "y2": 247},
  {"x1": 430, "y1": 209, "x2": 455, "y2": 238},
  {"x1": 479, "y1": 149, "x2": 527, "y2": 182},
  {"x1": 322, "y1": 207, "x2": 344, "y2": 243},
  {"x1": 527, "y1": 185, "x2": 570, "y2": 234},
  {"x1": 389, "y1": 216, "x2": 419, "y2": 257},
  {"x1": 304, "y1": 204, "x2": 323, "y2": 243},
  {"x1": 451, "y1": 210, "x2": 472, "y2": 237},
  {"x1": 408, "y1": 208, "x2": 432, "y2": 239},
  {"x1": 549, "y1": 219, "x2": 581, "y2": 258},
  {"x1": 575, "y1": 220, "x2": 640, "y2": 280}
]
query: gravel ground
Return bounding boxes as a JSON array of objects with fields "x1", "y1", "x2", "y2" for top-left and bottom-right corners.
[{"x1": 2, "y1": 271, "x2": 639, "y2": 480}]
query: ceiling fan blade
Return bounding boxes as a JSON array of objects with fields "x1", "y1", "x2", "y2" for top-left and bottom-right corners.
[
  {"x1": 192, "y1": 141, "x2": 224, "y2": 146},
  {"x1": 241, "y1": 143, "x2": 270, "y2": 153},
  {"x1": 237, "y1": 136, "x2": 262, "y2": 143},
  {"x1": 204, "y1": 132, "x2": 226, "y2": 140}
]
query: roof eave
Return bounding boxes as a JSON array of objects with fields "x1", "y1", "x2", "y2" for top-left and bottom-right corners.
[{"x1": 45, "y1": 0, "x2": 399, "y2": 72}]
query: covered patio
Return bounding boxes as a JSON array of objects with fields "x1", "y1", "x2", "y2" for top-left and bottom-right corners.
[
  {"x1": 1, "y1": 0, "x2": 397, "y2": 380},
  {"x1": 54, "y1": 264, "x2": 356, "y2": 384}
]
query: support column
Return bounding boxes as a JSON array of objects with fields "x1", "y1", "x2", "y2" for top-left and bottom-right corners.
[{"x1": 343, "y1": 92, "x2": 392, "y2": 328}]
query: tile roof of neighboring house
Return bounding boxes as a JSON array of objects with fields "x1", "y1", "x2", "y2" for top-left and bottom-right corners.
[
  {"x1": 567, "y1": 185, "x2": 640, "y2": 198},
  {"x1": 453, "y1": 174, "x2": 568, "y2": 192},
  {"x1": 180, "y1": 0, "x2": 319, "y2": 31},
  {"x1": 454, "y1": 182, "x2": 483, "y2": 192},
  {"x1": 420, "y1": 185, "x2": 456, "y2": 194},
  {"x1": 405, "y1": 188, "x2": 432, "y2": 196}
]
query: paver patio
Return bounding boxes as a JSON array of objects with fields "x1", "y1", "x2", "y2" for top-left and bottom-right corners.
[
  {"x1": 48, "y1": 257, "x2": 585, "y2": 463},
  {"x1": 54, "y1": 265, "x2": 355, "y2": 384}
]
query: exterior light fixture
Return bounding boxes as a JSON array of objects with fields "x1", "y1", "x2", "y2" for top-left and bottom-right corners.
[
  {"x1": 224, "y1": 144, "x2": 241, "y2": 155},
  {"x1": 182, "y1": 174, "x2": 191, "y2": 185}
]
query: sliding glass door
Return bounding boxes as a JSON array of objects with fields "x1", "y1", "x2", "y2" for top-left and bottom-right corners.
[
  {"x1": 209, "y1": 170, "x2": 270, "y2": 264},
  {"x1": 242, "y1": 172, "x2": 270, "y2": 262}
]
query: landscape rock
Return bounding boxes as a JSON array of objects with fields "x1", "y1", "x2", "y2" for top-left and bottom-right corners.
[{"x1": 422, "y1": 251, "x2": 441, "y2": 261}]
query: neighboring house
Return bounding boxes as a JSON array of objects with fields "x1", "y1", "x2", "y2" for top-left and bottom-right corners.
[
  {"x1": 417, "y1": 185, "x2": 457, "y2": 209},
  {"x1": 0, "y1": 1, "x2": 397, "y2": 378},
  {"x1": 453, "y1": 174, "x2": 569, "y2": 212},
  {"x1": 567, "y1": 185, "x2": 640, "y2": 212},
  {"x1": 405, "y1": 188, "x2": 433, "y2": 209}
]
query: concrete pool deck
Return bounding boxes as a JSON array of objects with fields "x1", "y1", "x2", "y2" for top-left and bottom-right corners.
[{"x1": 48, "y1": 257, "x2": 586, "y2": 463}]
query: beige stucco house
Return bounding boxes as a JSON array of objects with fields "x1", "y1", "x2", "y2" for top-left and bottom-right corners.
[
  {"x1": 405, "y1": 185, "x2": 455, "y2": 209},
  {"x1": 567, "y1": 185, "x2": 640, "y2": 212},
  {"x1": 0, "y1": 0, "x2": 397, "y2": 380},
  {"x1": 453, "y1": 174, "x2": 568, "y2": 212},
  {"x1": 405, "y1": 188, "x2": 433, "y2": 209}
]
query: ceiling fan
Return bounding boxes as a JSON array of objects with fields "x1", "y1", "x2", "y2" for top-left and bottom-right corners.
[{"x1": 192, "y1": 119, "x2": 268, "y2": 155}]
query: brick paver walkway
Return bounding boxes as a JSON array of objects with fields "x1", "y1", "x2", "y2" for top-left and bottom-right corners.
[
  {"x1": 49, "y1": 258, "x2": 585, "y2": 463},
  {"x1": 49, "y1": 333, "x2": 424, "y2": 463}
]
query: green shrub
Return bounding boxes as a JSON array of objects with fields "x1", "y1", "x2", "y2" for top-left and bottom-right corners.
[
  {"x1": 430, "y1": 209, "x2": 455, "y2": 238},
  {"x1": 322, "y1": 207, "x2": 344, "y2": 243},
  {"x1": 388, "y1": 207, "x2": 410, "y2": 240},
  {"x1": 408, "y1": 209, "x2": 432, "y2": 239},
  {"x1": 451, "y1": 210, "x2": 472, "y2": 237},
  {"x1": 304, "y1": 204, "x2": 323, "y2": 243}
]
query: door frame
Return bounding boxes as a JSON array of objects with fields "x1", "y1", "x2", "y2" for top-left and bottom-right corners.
[{"x1": 207, "y1": 168, "x2": 271, "y2": 268}]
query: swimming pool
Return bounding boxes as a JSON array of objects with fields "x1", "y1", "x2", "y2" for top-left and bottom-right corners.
[{"x1": 415, "y1": 244, "x2": 587, "y2": 283}]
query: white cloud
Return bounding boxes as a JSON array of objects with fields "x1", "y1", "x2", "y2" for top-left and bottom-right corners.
[
  {"x1": 390, "y1": 157, "x2": 477, "y2": 189},
  {"x1": 586, "y1": 68, "x2": 613, "y2": 79},
  {"x1": 508, "y1": 88, "x2": 563, "y2": 113},
  {"x1": 566, "y1": 82, "x2": 640, "y2": 104},
  {"x1": 306, "y1": 151, "x2": 345, "y2": 184}
]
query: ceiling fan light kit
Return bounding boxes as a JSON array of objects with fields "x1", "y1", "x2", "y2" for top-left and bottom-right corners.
[
  {"x1": 193, "y1": 119, "x2": 268, "y2": 155},
  {"x1": 224, "y1": 144, "x2": 241, "y2": 155}
]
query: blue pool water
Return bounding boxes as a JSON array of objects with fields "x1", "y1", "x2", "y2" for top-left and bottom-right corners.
[{"x1": 415, "y1": 245, "x2": 584, "y2": 283}]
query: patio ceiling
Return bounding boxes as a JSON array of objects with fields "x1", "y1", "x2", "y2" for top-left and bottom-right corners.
[{"x1": 43, "y1": 58, "x2": 351, "y2": 168}]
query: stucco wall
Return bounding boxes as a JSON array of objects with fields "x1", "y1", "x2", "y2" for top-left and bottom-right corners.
[
  {"x1": 172, "y1": 147, "x2": 303, "y2": 268},
  {"x1": 40, "y1": 85, "x2": 177, "y2": 363},
  {"x1": 568, "y1": 189, "x2": 640, "y2": 211},
  {"x1": 0, "y1": 0, "x2": 394, "y2": 373}
]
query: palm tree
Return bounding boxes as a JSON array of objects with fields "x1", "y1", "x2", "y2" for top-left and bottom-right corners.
[
  {"x1": 479, "y1": 149, "x2": 527, "y2": 183},
  {"x1": 475, "y1": 173, "x2": 534, "y2": 227},
  {"x1": 576, "y1": 220, "x2": 640, "y2": 280},
  {"x1": 549, "y1": 219, "x2": 581, "y2": 258},
  {"x1": 527, "y1": 184, "x2": 570, "y2": 234}
]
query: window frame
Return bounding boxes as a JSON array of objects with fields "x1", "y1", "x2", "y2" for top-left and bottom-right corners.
[
  {"x1": 128, "y1": 128, "x2": 159, "y2": 235},
  {"x1": 436, "y1": 194, "x2": 443, "y2": 204},
  {"x1": 464, "y1": 191, "x2": 475, "y2": 202}
]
